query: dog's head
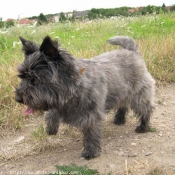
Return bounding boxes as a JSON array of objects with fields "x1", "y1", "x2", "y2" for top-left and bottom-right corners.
[{"x1": 15, "y1": 36, "x2": 80, "y2": 114}]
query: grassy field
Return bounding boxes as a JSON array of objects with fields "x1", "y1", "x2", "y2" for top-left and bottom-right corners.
[{"x1": 0, "y1": 12, "x2": 175, "y2": 129}]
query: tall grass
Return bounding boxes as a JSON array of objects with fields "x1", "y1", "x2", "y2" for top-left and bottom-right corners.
[{"x1": 0, "y1": 13, "x2": 175, "y2": 129}]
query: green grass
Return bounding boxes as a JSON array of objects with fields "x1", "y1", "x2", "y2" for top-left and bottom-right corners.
[
  {"x1": 48, "y1": 164, "x2": 112, "y2": 175},
  {"x1": 0, "y1": 13, "x2": 175, "y2": 128},
  {"x1": 48, "y1": 164, "x2": 101, "y2": 175}
]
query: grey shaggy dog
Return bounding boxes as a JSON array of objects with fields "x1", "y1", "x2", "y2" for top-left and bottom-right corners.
[{"x1": 15, "y1": 35, "x2": 155, "y2": 159}]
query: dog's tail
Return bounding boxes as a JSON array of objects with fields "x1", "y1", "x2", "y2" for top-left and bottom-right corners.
[{"x1": 107, "y1": 36, "x2": 138, "y2": 51}]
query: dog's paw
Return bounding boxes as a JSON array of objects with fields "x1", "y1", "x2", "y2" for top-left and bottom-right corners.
[
  {"x1": 82, "y1": 149, "x2": 100, "y2": 160},
  {"x1": 46, "y1": 127, "x2": 58, "y2": 135},
  {"x1": 135, "y1": 125, "x2": 148, "y2": 133}
]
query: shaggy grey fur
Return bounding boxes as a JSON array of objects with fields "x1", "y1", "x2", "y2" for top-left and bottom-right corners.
[{"x1": 15, "y1": 35, "x2": 155, "y2": 159}]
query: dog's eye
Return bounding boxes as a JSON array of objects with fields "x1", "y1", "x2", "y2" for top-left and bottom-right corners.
[
  {"x1": 30, "y1": 78, "x2": 36, "y2": 85},
  {"x1": 18, "y1": 74, "x2": 25, "y2": 79}
]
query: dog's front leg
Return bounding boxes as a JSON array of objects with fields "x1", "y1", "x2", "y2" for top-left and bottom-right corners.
[
  {"x1": 82, "y1": 119, "x2": 102, "y2": 160},
  {"x1": 45, "y1": 109, "x2": 60, "y2": 135}
]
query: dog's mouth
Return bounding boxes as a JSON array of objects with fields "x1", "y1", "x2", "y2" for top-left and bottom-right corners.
[{"x1": 24, "y1": 107, "x2": 35, "y2": 115}]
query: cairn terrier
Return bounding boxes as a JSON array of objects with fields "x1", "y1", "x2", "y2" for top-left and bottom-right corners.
[{"x1": 15, "y1": 35, "x2": 155, "y2": 159}]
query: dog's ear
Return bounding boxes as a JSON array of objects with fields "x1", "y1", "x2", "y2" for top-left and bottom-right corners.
[
  {"x1": 19, "y1": 36, "x2": 39, "y2": 56},
  {"x1": 40, "y1": 36, "x2": 60, "y2": 60}
]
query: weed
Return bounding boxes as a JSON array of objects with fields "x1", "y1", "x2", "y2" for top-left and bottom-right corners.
[
  {"x1": 32, "y1": 124, "x2": 48, "y2": 141},
  {"x1": 48, "y1": 164, "x2": 100, "y2": 175},
  {"x1": 149, "y1": 127, "x2": 157, "y2": 132},
  {"x1": 148, "y1": 167, "x2": 166, "y2": 175},
  {"x1": 158, "y1": 100, "x2": 164, "y2": 105}
]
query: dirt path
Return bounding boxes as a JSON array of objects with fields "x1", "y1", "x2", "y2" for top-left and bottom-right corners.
[{"x1": 0, "y1": 84, "x2": 175, "y2": 175}]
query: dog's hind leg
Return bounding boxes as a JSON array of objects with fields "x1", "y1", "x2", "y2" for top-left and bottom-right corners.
[
  {"x1": 131, "y1": 89, "x2": 155, "y2": 133},
  {"x1": 135, "y1": 101, "x2": 154, "y2": 133},
  {"x1": 135, "y1": 112, "x2": 151, "y2": 133},
  {"x1": 45, "y1": 109, "x2": 60, "y2": 135},
  {"x1": 114, "y1": 107, "x2": 128, "y2": 125}
]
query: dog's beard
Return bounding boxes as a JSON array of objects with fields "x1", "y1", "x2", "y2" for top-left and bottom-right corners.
[
  {"x1": 21, "y1": 89, "x2": 50, "y2": 114},
  {"x1": 17, "y1": 83, "x2": 67, "y2": 115}
]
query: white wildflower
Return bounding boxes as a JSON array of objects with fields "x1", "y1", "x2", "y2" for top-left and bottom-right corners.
[{"x1": 13, "y1": 41, "x2": 21, "y2": 48}]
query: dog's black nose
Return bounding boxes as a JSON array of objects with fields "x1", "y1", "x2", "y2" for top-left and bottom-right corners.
[{"x1": 15, "y1": 96, "x2": 23, "y2": 103}]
